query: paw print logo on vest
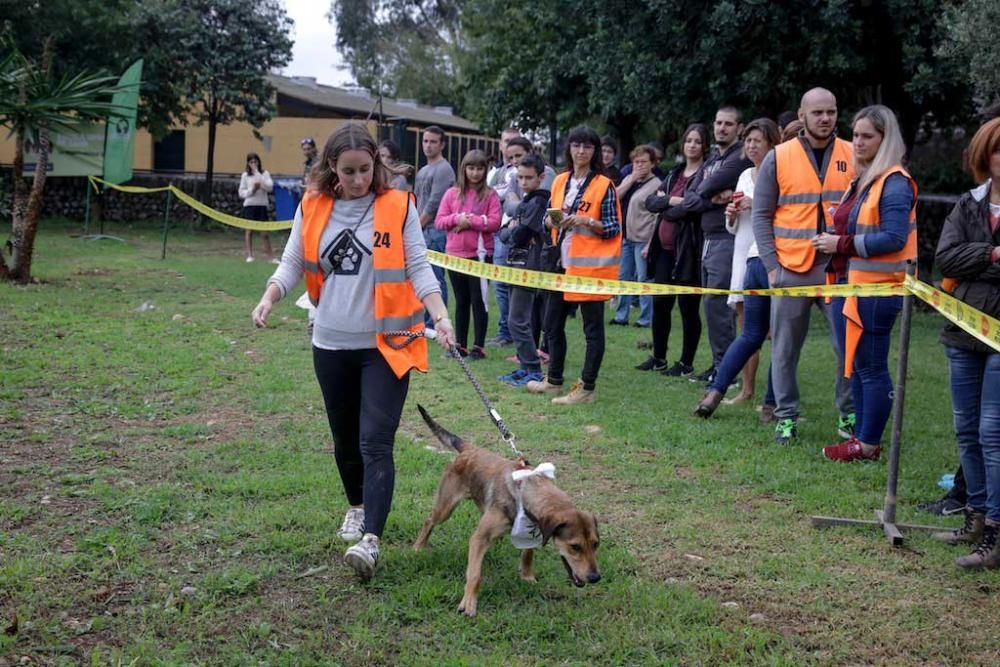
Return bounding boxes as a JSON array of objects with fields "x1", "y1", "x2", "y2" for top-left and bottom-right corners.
[{"x1": 322, "y1": 230, "x2": 371, "y2": 276}]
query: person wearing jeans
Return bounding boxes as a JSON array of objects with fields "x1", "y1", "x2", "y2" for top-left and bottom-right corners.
[
  {"x1": 695, "y1": 118, "x2": 781, "y2": 417},
  {"x1": 930, "y1": 116, "x2": 1000, "y2": 569},
  {"x1": 812, "y1": 106, "x2": 916, "y2": 463},
  {"x1": 611, "y1": 145, "x2": 660, "y2": 327}
]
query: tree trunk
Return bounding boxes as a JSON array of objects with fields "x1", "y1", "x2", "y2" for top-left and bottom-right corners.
[
  {"x1": 205, "y1": 98, "x2": 217, "y2": 207},
  {"x1": 8, "y1": 128, "x2": 50, "y2": 284}
]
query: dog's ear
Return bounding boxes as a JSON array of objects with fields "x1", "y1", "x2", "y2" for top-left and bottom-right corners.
[
  {"x1": 540, "y1": 512, "x2": 568, "y2": 545},
  {"x1": 590, "y1": 513, "x2": 600, "y2": 543}
]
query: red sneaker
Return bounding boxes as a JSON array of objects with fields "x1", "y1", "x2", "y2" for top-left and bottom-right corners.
[{"x1": 822, "y1": 438, "x2": 880, "y2": 462}]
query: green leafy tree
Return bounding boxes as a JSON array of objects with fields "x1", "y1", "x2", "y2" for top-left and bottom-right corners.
[
  {"x1": 330, "y1": 0, "x2": 465, "y2": 107},
  {"x1": 145, "y1": 0, "x2": 294, "y2": 196},
  {"x1": 0, "y1": 41, "x2": 123, "y2": 284},
  {"x1": 937, "y1": 0, "x2": 1000, "y2": 105}
]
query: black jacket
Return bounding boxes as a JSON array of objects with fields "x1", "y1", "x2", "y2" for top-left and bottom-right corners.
[
  {"x1": 645, "y1": 163, "x2": 705, "y2": 286},
  {"x1": 665, "y1": 146, "x2": 751, "y2": 239},
  {"x1": 935, "y1": 181, "x2": 1000, "y2": 354},
  {"x1": 501, "y1": 188, "x2": 551, "y2": 272}
]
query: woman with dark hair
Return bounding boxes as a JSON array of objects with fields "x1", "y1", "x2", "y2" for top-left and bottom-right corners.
[
  {"x1": 695, "y1": 118, "x2": 781, "y2": 417},
  {"x1": 928, "y1": 118, "x2": 1000, "y2": 569},
  {"x1": 435, "y1": 149, "x2": 502, "y2": 358},
  {"x1": 812, "y1": 105, "x2": 917, "y2": 463},
  {"x1": 252, "y1": 123, "x2": 454, "y2": 581},
  {"x1": 239, "y1": 152, "x2": 275, "y2": 262},
  {"x1": 638, "y1": 124, "x2": 709, "y2": 377},
  {"x1": 378, "y1": 139, "x2": 412, "y2": 190},
  {"x1": 525, "y1": 126, "x2": 622, "y2": 405}
]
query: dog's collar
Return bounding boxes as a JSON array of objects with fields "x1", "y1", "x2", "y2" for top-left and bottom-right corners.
[{"x1": 512, "y1": 462, "x2": 555, "y2": 483}]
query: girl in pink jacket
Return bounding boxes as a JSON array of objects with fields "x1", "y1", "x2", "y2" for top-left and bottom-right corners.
[{"x1": 435, "y1": 149, "x2": 502, "y2": 358}]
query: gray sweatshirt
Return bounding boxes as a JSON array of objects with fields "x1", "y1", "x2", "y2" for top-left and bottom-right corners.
[
  {"x1": 414, "y1": 159, "x2": 456, "y2": 222},
  {"x1": 267, "y1": 193, "x2": 440, "y2": 350}
]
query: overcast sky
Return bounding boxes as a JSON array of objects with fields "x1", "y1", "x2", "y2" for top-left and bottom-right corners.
[{"x1": 282, "y1": 0, "x2": 353, "y2": 87}]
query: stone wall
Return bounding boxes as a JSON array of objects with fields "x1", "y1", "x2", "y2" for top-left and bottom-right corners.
[{"x1": 0, "y1": 170, "x2": 279, "y2": 224}]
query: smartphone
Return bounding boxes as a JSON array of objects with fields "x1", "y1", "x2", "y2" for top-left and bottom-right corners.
[{"x1": 546, "y1": 208, "x2": 565, "y2": 227}]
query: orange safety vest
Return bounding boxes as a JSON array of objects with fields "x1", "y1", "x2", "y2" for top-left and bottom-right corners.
[
  {"x1": 549, "y1": 171, "x2": 622, "y2": 302},
  {"x1": 773, "y1": 137, "x2": 855, "y2": 271},
  {"x1": 301, "y1": 189, "x2": 428, "y2": 379},
  {"x1": 842, "y1": 166, "x2": 918, "y2": 378}
]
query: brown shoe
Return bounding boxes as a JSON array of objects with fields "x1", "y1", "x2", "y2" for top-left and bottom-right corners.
[
  {"x1": 759, "y1": 403, "x2": 777, "y2": 425},
  {"x1": 695, "y1": 390, "x2": 723, "y2": 418},
  {"x1": 932, "y1": 509, "x2": 985, "y2": 545},
  {"x1": 551, "y1": 381, "x2": 594, "y2": 405},
  {"x1": 955, "y1": 522, "x2": 999, "y2": 570},
  {"x1": 525, "y1": 378, "x2": 562, "y2": 395}
]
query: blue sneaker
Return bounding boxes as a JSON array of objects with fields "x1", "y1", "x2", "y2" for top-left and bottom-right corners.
[
  {"x1": 498, "y1": 369, "x2": 528, "y2": 385},
  {"x1": 512, "y1": 371, "x2": 544, "y2": 387}
]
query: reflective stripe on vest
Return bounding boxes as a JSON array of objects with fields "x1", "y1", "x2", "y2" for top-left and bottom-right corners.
[
  {"x1": 842, "y1": 166, "x2": 918, "y2": 379},
  {"x1": 301, "y1": 189, "x2": 428, "y2": 379},
  {"x1": 773, "y1": 138, "x2": 855, "y2": 272},
  {"x1": 549, "y1": 171, "x2": 622, "y2": 302}
]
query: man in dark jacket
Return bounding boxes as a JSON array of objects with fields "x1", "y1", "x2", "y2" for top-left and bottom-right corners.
[
  {"x1": 665, "y1": 106, "x2": 751, "y2": 383},
  {"x1": 498, "y1": 154, "x2": 552, "y2": 386}
]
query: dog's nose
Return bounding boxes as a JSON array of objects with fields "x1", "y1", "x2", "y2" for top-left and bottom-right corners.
[{"x1": 588, "y1": 572, "x2": 601, "y2": 584}]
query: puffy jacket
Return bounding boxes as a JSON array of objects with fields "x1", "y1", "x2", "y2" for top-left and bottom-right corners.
[{"x1": 935, "y1": 180, "x2": 1000, "y2": 354}]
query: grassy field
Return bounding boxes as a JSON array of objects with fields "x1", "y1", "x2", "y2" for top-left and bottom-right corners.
[{"x1": 1, "y1": 219, "x2": 998, "y2": 666}]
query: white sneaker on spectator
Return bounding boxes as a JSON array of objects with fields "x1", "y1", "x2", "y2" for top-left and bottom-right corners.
[
  {"x1": 336, "y1": 507, "x2": 365, "y2": 542},
  {"x1": 344, "y1": 533, "x2": 380, "y2": 581}
]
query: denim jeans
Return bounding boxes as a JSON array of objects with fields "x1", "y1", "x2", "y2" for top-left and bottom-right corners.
[
  {"x1": 509, "y1": 285, "x2": 541, "y2": 372},
  {"x1": 492, "y1": 235, "x2": 512, "y2": 341},
  {"x1": 946, "y1": 345, "x2": 1000, "y2": 522},
  {"x1": 833, "y1": 295, "x2": 902, "y2": 446},
  {"x1": 711, "y1": 257, "x2": 770, "y2": 395},
  {"x1": 423, "y1": 227, "x2": 448, "y2": 327},
  {"x1": 614, "y1": 239, "x2": 652, "y2": 325}
]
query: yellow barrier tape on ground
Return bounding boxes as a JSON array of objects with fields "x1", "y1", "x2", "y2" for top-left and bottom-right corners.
[
  {"x1": 905, "y1": 275, "x2": 1000, "y2": 353},
  {"x1": 87, "y1": 176, "x2": 294, "y2": 232},
  {"x1": 427, "y1": 251, "x2": 908, "y2": 298}
]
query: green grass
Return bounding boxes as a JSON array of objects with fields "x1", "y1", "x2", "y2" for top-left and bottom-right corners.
[{"x1": 1, "y1": 219, "x2": 998, "y2": 665}]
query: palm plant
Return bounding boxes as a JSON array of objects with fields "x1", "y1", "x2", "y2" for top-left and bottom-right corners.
[{"x1": 1, "y1": 39, "x2": 124, "y2": 284}]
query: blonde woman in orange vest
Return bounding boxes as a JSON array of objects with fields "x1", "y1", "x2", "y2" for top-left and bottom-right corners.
[
  {"x1": 525, "y1": 126, "x2": 622, "y2": 405},
  {"x1": 810, "y1": 105, "x2": 917, "y2": 462},
  {"x1": 751, "y1": 87, "x2": 856, "y2": 445},
  {"x1": 251, "y1": 123, "x2": 455, "y2": 581}
]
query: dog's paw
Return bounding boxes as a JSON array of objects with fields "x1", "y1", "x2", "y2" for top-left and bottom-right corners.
[
  {"x1": 458, "y1": 598, "x2": 478, "y2": 618},
  {"x1": 520, "y1": 574, "x2": 537, "y2": 583}
]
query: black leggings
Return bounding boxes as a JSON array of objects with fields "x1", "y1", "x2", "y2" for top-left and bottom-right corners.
[
  {"x1": 652, "y1": 250, "x2": 702, "y2": 365},
  {"x1": 448, "y1": 258, "x2": 491, "y2": 349},
  {"x1": 313, "y1": 347, "x2": 409, "y2": 538}
]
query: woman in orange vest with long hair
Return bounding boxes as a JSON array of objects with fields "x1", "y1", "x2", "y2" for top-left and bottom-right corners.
[
  {"x1": 525, "y1": 126, "x2": 622, "y2": 405},
  {"x1": 812, "y1": 105, "x2": 916, "y2": 462},
  {"x1": 251, "y1": 123, "x2": 455, "y2": 581}
]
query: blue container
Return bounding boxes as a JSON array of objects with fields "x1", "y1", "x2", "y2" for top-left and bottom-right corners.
[{"x1": 274, "y1": 179, "x2": 302, "y2": 222}]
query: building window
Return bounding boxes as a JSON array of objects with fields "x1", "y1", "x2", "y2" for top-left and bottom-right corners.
[{"x1": 153, "y1": 131, "x2": 185, "y2": 171}]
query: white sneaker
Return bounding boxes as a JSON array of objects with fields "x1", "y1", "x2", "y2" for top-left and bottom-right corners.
[
  {"x1": 336, "y1": 507, "x2": 365, "y2": 542},
  {"x1": 245, "y1": 256, "x2": 255, "y2": 263},
  {"x1": 344, "y1": 533, "x2": 380, "y2": 581}
]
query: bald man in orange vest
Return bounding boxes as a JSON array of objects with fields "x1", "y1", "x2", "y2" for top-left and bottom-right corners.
[{"x1": 752, "y1": 88, "x2": 856, "y2": 445}]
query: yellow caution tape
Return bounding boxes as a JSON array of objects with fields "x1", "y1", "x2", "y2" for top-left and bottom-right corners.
[
  {"x1": 80, "y1": 177, "x2": 1000, "y2": 352},
  {"x1": 426, "y1": 251, "x2": 908, "y2": 298},
  {"x1": 905, "y1": 275, "x2": 1000, "y2": 353},
  {"x1": 88, "y1": 176, "x2": 294, "y2": 232},
  {"x1": 168, "y1": 187, "x2": 293, "y2": 232}
]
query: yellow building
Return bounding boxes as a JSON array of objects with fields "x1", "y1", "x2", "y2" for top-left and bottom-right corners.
[{"x1": 0, "y1": 75, "x2": 497, "y2": 178}]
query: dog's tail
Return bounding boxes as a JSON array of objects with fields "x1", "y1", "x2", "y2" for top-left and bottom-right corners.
[{"x1": 417, "y1": 404, "x2": 469, "y2": 453}]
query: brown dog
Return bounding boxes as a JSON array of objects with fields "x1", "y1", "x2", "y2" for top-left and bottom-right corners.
[{"x1": 413, "y1": 405, "x2": 601, "y2": 617}]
